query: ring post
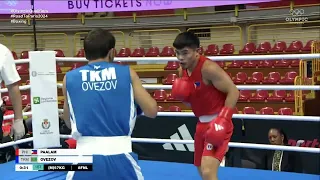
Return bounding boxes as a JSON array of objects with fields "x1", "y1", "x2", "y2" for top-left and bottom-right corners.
[{"x1": 29, "y1": 51, "x2": 61, "y2": 149}]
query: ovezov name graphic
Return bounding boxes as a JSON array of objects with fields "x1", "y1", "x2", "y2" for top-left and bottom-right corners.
[{"x1": 80, "y1": 67, "x2": 117, "y2": 91}]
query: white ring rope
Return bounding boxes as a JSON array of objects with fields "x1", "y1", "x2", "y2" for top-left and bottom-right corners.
[
  {"x1": 55, "y1": 53, "x2": 320, "y2": 62},
  {"x1": 1, "y1": 84, "x2": 318, "y2": 93},
  {"x1": 4, "y1": 110, "x2": 320, "y2": 122},
  {"x1": 56, "y1": 83, "x2": 320, "y2": 91},
  {"x1": 0, "y1": 85, "x2": 31, "y2": 93},
  {"x1": 12, "y1": 53, "x2": 320, "y2": 64},
  {"x1": 0, "y1": 136, "x2": 318, "y2": 154}
]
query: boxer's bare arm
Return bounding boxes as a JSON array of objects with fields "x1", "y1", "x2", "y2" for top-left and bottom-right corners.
[
  {"x1": 130, "y1": 68, "x2": 158, "y2": 118},
  {"x1": 202, "y1": 61, "x2": 239, "y2": 108},
  {"x1": 62, "y1": 76, "x2": 71, "y2": 129}
]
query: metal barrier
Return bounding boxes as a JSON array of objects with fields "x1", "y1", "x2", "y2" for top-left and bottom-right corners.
[
  {"x1": 312, "y1": 41, "x2": 320, "y2": 78},
  {"x1": 294, "y1": 76, "x2": 303, "y2": 115},
  {"x1": 11, "y1": 33, "x2": 69, "y2": 56},
  {"x1": 0, "y1": 34, "x2": 8, "y2": 47},
  {"x1": 247, "y1": 20, "x2": 320, "y2": 45},
  {"x1": 128, "y1": 29, "x2": 181, "y2": 50},
  {"x1": 73, "y1": 31, "x2": 125, "y2": 55},
  {"x1": 187, "y1": 26, "x2": 243, "y2": 53}
]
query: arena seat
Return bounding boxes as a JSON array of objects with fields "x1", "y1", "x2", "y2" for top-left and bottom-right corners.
[
  {"x1": 117, "y1": 48, "x2": 131, "y2": 57},
  {"x1": 164, "y1": 61, "x2": 180, "y2": 70},
  {"x1": 220, "y1": 44, "x2": 235, "y2": 54},
  {"x1": 267, "y1": 90, "x2": 286, "y2": 102},
  {"x1": 56, "y1": 65, "x2": 62, "y2": 73},
  {"x1": 250, "y1": 90, "x2": 269, "y2": 102},
  {"x1": 21, "y1": 94, "x2": 31, "y2": 105},
  {"x1": 246, "y1": 72, "x2": 263, "y2": 84},
  {"x1": 25, "y1": 80, "x2": 30, "y2": 85},
  {"x1": 243, "y1": 107, "x2": 256, "y2": 114},
  {"x1": 75, "y1": 49, "x2": 85, "y2": 57},
  {"x1": 166, "y1": 93, "x2": 175, "y2": 101},
  {"x1": 20, "y1": 51, "x2": 29, "y2": 59},
  {"x1": 290, "y1": 59, "x2": 300, "y2": 67},
  {"x1": 168, "y1": 105, "x2": 181, "y2": 112},
  {"x1": 258, "y1": 60, "x2": 275, "y2": 68},
  {"x1": 12, "y1": 51, "x2": 18, "y2": 59},
  {"x1": 260, "y1": 107, "x2": 274, "y2": 115},
  {"x1": 146, "y1": 47, "x2": 160, "y2": 57},
  {"x1": 131, "y1": 47, "x2": 145, "y2": 57},
  {"x1": 70, "y1": 63, "x2": 85, "y2": 71},
  {"x1": 153, "y1": 89, "x2": 167, "y2": 101},
  {"x1": 278, "y1": 107, "x2": 293, "y2": 115},
  {"x1": 2, "y1": 96, "x2": 12, "y2": 106},
  {"x1": 227, "y1": 60, "x2": 244, "y2": 68},
  {"x1": 239, "y1": 42, "x2": 256, "y2": 54},
  {"x1": 274, "y1": 59, "x2": 291, "y2": 67},
  {"x1": 254, "y1": 42, "x2": 271, "y2": 53},
  {"x1": 285, "y1": 91, "x2": 295, "y2": 102},
  {"x1": 242, "y1": 60, "x2": 258, "y2": 68},
  {"x1": 160, "y1": 46, "x2": 175, "y2": 57},
  {"x1": 16, "y1": 64, "x2": 29, "y2": 75},
  {"x1": 279, "y1": 71, "x2": 297, "y2": 84},
  {"x1": 215, "y1": 61, "x2": 225, "y2": 68},
  {"x1": 233, "y1": 72, "x2": 247, "y2": 84},
  {"x1": 158, "y1": 106, "x2": 165, "y2": 112},
  {"x1": 270, "y1": 41, "x2": 287, "y2": 53},
  {"x1": 204, "y1": 44, "x2": 219, "y2": 55},
  {"x1": 163, "y1": 73, "x2": 178, "y2": 85},
  {"x1": 263, "y1": 72, "x2": 281, "y2": 84},
  {"x1": 301, "y1": 40, "x2": 315, "y2": 52},
  {"x1": 65, "y1": 139, "x2": 77, "y2": 149},
  {"x1": 54, "y1": 49, "x2": 65, "y2": 57},
  {"x1": 286, "y1": 40, "x2": 303, "y2": 52},
  {"x1": 239, "y1": 90, "x2": 251, "y2": 101}
]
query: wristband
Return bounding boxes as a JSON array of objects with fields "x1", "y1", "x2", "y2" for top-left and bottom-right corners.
[{"x1": 218, "y1": 107, "x2": 234, "y2": 120}]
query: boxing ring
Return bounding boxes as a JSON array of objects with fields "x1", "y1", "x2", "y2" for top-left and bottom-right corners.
[{"x1": 0, "y1": 53, "x2": 320, "y2": 180}]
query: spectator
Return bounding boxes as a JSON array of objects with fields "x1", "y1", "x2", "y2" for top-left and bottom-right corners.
[{"x1": 262, "y1": 128, "x2": 303, "y2": 173}]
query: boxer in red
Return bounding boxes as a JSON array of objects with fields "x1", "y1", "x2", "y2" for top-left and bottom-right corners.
[{"x1": 171, "y1": 32, "x2": 239, "y2": 180}]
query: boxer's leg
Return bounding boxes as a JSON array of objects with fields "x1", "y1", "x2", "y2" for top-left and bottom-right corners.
[
  {"x1": 194, "y1": 122, "x2": 208, "y2": 178},
  {"x1": 201, "y1": 130, "x2": 232, "y2": 180}
]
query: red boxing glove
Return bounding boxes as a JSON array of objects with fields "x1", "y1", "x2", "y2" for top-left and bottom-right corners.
[
  {"x1": 205, "y1": 107, "x2": 234, "y2": 146},
  {"x1": 171, "y1": 77, "x2": 195, "y2": 102}
]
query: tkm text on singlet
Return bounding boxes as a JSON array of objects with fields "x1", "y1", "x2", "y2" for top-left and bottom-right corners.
[{"x1": 80, "y1": 67, "x2": 117, "y2": 91}]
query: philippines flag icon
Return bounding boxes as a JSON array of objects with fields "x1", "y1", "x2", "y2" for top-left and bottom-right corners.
[{"x1": 31, "y1": 150, "x2": 37, "y2": 155}]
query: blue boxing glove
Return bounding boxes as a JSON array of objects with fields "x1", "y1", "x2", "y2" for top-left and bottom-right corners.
[{"x1": 136, "y1": 104, "x2": 143, "y2": 116}]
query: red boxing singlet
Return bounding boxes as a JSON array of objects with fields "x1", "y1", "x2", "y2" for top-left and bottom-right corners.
[{"x1": 182, "y1": 56, "x2": 226, "y2": 117}]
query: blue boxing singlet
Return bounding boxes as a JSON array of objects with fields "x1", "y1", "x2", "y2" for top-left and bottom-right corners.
[{"x1": 65, "y1": 61, "x2": 143, "y2": 180}]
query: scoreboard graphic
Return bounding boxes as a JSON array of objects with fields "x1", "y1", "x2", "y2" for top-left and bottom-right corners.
[{"x1": 15, "y1": 149, "x2": 93, "y2": 171}]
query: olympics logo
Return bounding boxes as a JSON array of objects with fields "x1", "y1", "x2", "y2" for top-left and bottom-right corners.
[{"x1": 290, "y1": 9, "x2": 304, "y2": 16}]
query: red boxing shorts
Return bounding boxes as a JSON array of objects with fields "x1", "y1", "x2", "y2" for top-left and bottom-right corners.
[{"x1": 194, "y1": 120, "x2": 233, "y2": 166}]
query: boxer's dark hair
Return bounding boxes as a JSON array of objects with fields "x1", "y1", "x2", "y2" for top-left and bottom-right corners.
[
  {"x1": 84, "y1": 28, "x2": 115, "y2": 61},
  {"x1": 173, "y1": 32, "x2": 200, "y2": 50}
]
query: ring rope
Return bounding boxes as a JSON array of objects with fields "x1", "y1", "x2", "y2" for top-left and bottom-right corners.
[
  {"x1": 3, "y1": 110, "x2": 320, "y2": 122},
  {"x1": 12, "y1": 53, "x2": 320, "y2": 64},
  {"x1": 0, "y1": 135, "x2": 318, "y2": 154},
  {"x1": 1, "y1": 84, "x2": 319, "y2": 93},
  {"x1": 55, "y1": 53, "x2": 320, "y2": 62}
]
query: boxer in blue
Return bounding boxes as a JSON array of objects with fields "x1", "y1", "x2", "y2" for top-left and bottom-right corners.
[{"x1": 62, "y1": 28, "x2": 158, "y2": 180}]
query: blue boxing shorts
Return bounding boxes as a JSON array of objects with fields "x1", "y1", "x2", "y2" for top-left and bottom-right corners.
[{"x1": 66, "y1": 136, "x2": 143, "y2": 180}]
